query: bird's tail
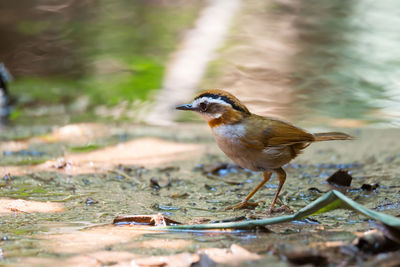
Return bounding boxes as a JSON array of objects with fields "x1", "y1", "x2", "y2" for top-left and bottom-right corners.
[{"x1": 313, "y1": 132, "x2": 353, "y2": 142}]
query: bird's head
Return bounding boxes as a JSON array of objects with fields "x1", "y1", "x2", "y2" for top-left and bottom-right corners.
[{"x1": 176, "y1": 89, "x2": 250, "y2": 127}]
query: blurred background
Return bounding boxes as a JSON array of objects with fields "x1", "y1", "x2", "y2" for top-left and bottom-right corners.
[{"x1": 0, "y1": 0, "x2": 399, "y2": 128}]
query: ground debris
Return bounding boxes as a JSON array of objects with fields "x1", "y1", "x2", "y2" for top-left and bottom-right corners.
[
  {"x1": 85, "y1": 197, "x2": 98, "y2": 206},
  {"x1": 204, "y1": 184, "x2": 216, "y2": 191},
  {"x1": 374, "y1": 223, "x2": 400, "y2": 244},
  {"x1": 110, "y1": 169, "x2": 142, "y2": 184},
  {"x1": 195, "y1": 162, "x2": 246, "y2": 177},
  {"x1": 308, "y1": 187, "x2": 327, "y2": 193},
  {"x1": 1, "y1": 173, "x2": 11, "y2": 188},
  {"x1": 352, "y1": 229, "x2": 400, "y2": 254},
  {"x1": 284, "y1": 250, "x2": 328, "y2": 266},
  {"x1": 169, "y1": 192, "x2": 189, "y2": 198},
  {"x1": 327, "y1": 169, "x2": 352, "y2": 187},
  {"x1": 53, "y1": 158, "x2": 72, "y2": 170},
  {"x1": 195, "y1": 162, "x2": 226, "y2": 174},
  {"x1": 361, "y1": 183, "x2": 379, "y2": 191},
  {"x1": 150, "y1": 176, "x2": 170, "y2": 189},
  {"x1": 113, "y1": 213, "x2": 182, "y2": 226}
]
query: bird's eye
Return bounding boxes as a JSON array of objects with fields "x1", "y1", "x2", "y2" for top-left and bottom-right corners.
[{"x1": 199, "y1": 102, "x2": 208, "y2": 112}]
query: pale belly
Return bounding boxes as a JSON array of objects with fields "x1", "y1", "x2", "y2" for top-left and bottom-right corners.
[{"x1": 212, "y1": 125, "x2": 292, "y2": 171}]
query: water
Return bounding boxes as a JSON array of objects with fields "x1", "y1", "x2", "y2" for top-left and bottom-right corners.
[
  {"x1": 292, "y1": 0, "x2": 400, "y2": 127},
  {"x1": 196, "y1": 0, "x2": 400, "y2": 128},
  {"x1": 0, "y1": 0, "x2": 399, "y2": 127},
  {"x1": 0, "y1": 0, "x2": 203, "y2": 124}
]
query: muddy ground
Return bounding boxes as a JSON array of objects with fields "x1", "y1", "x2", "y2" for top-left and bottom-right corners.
[{"x1": 0, "y1": 122, "x2": 399, "y2": 266}]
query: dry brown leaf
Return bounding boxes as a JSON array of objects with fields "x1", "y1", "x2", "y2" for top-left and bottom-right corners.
[{"x1": 113, "y1": 213, "x2": 182, "y2": 226}]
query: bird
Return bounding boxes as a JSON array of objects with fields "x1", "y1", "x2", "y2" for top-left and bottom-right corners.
[{"x1": 176, "y1": 89, "x2": 353, "y2": 213}]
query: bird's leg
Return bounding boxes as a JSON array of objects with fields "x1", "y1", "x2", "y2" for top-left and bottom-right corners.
[
  {"x1": 226, "y1": 171, "x2": 272, "y2": 210},
  {"x1": 268, "y1": 167, "x2": 290, "y2": 213}
]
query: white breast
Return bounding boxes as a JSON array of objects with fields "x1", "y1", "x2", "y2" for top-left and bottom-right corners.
[
  {"x1": 212, "y1": 124, "x2": 246, "y2": 140},
  {"x1": 212, "y1": 123, "x2": 291, "y2": 171}
]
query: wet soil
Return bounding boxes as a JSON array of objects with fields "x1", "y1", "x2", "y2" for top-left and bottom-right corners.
[{"x1": 0, "y1": 122, "x2": 399, "y2": 266}]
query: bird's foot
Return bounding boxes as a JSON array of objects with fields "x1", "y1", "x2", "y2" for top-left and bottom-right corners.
[
  {"x1": 225, "y1": 201, "x2": 261, "y2": 210},
  {"x1": 268, "y1": 205, "x2": 291, "y2": 214}
]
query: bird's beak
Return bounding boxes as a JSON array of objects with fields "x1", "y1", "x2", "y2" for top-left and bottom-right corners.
[{"x1": 176, "y1": 104, "x2": 194, "y2": 111}]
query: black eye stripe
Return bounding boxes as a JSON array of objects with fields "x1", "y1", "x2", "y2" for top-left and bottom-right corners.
[{"x1": 195, "y1": 93, "x2": 249, "y2": 114}]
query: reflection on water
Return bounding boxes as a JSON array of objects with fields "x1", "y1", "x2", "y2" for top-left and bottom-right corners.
[
  {"x1": 0, "y1": 0, "x2": 399, "y2": 127},
  {"x1": 201, "y1": 0, "x2": 400, "y2": 127},
  {"x1": 0, "y1": 0, "x2": 203, "y2": 124},
  {"x1": 292, "y1": 0, "x2": 400, "y2": 126}
]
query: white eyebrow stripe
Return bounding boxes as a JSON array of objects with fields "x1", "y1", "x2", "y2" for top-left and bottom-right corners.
[{"x1": 192, "y1": 96, "x2": 232, "y2": 108}]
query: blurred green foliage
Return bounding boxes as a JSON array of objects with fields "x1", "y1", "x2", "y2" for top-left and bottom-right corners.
[{"x1": 8, "y1": 1, "x2": 203, "y2": 122}]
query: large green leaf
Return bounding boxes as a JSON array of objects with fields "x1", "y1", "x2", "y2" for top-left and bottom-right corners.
[{"x1": 155, "y1": 190, "x2": 400, "y2": 230}]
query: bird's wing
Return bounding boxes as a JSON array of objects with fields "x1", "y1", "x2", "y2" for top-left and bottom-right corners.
[{"x1": 239, "y1": 116, "x2": 315, "y2": 149}]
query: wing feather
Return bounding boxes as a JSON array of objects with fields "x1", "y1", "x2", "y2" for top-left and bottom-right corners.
[{"x1": 241, "y1": 116, "x2": 315, "y2": 149}]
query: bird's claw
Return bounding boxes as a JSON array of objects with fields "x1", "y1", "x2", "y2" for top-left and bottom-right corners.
[{"x1": 225, "y1": 201, "x2": 260, "y2": 210}]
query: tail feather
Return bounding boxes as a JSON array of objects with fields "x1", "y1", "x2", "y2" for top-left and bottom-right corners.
[{"x1": 313, "y1": 132, "x2": 353, "y2": 142}]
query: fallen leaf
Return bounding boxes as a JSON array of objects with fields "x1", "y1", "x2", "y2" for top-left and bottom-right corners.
[
  {"x1": 361, "y1": 183, "x2": 379, "y2": 191},
  {"x1": 327, "y1": 169, "x2": 352, "y2": 187},
  {"x1": 352, "y1": 229, "x2": 400, "y2": 254},
  {"x1": 375, "y1": 223, "x2": 400, "y2": 243},
  {"x1": 284, "y1": 250, "x2": 328, "y2": 266},
  {"x1": 113, "y1": 213, "x2": 181, "y2": 226}
]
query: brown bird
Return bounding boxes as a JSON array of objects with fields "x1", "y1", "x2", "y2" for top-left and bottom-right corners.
[{"x1": 176, "y1": 89, "x2": 353, "y2": 212}]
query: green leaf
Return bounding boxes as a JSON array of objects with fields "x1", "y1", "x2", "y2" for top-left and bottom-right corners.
[{"x1": 153, "y1": 190, "x2": 400, "y2": 231}]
